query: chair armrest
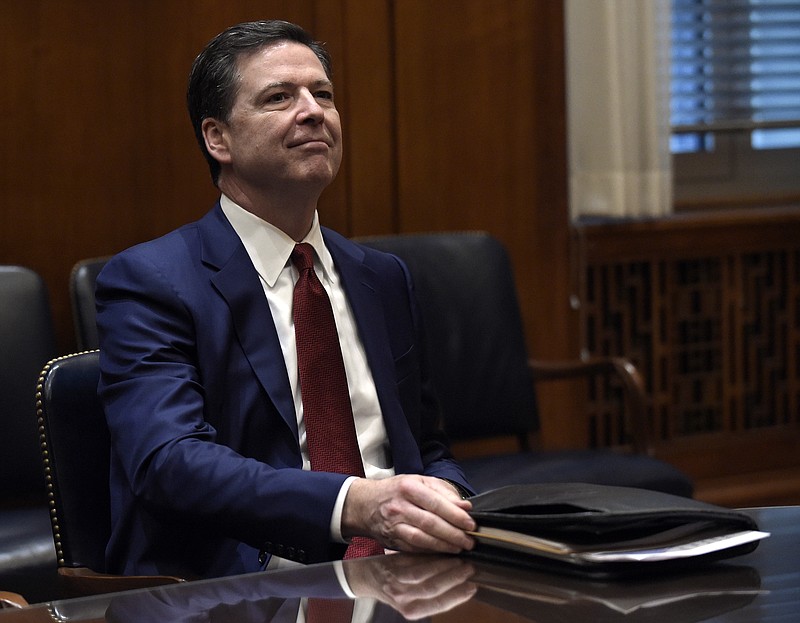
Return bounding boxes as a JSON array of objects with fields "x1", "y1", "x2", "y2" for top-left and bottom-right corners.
[
  {"x1": 58, "y1": 567, "x2": 185, "y2": 597},
  {"x1": 0, "y1": 591, "x2": 28, "y2": 609},
  {"x1": 529, "y1": 356, "x2": 652, "y2": 456}
]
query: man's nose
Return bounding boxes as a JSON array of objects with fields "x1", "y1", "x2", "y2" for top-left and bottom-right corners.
[{"x1": 296, "y1": 89, "x2": 324, "y2": 124}]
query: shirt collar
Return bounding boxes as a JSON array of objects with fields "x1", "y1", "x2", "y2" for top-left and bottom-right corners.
[{"x1": 219, "y1": 194, "x2": 333, "y2": 287}]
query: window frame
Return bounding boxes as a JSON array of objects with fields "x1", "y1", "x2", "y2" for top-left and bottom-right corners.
[{"x1": 671, "y1": 0, "x2": 800, "y2": 210}]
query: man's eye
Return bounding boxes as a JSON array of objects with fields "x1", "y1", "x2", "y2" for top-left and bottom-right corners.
[
  {"x1": 316, "y1": 90, "x2": 334, "y2": 100},
  {"x1": 267, "y1": 93, "x2": 288, "y2": 103}
]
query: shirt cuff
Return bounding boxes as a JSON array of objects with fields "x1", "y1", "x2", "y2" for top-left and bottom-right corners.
[{"x1": 331, "y1": 476, "x2": 359, "y2": 543}]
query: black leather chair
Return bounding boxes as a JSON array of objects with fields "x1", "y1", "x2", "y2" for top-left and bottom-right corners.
[
  {"x1": 69, "y1": 257, "x2": 110, "y2": 350},
  {"x1": 0, "y1": 265, "x2": 59, "y2": 603},
  {"x1": 357, "y1": 232, "x2": 693, "y2": 497},
  {"x1": 36, "y1": 351, "x2": 183, "y2": 596}
]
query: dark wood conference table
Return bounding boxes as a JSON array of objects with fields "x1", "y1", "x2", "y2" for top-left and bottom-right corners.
[{"x1": 1, "y1": 506, "x2": 797, "y2": 622}]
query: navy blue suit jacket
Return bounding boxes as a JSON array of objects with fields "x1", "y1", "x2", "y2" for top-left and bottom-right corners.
[{"x1": 96, "y1": 204, "x2": 472, "y2": 579}]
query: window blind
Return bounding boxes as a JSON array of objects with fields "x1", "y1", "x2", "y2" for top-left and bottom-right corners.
[{"x1": 671, "y1": 0, "x2": 800, "y2": 148}]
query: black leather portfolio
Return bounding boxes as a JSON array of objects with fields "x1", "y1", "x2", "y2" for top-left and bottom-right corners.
[{"x1": 466, "y1": 483, "x2": 768, "y2": 577}]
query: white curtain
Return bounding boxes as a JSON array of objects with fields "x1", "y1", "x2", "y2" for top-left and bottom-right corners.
[{"x1": 565, "y1": 0, "x2": 673, "y2": 220}]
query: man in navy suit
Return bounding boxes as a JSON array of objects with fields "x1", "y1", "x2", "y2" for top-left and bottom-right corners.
[{"x1": 96, "y1": 20, "x2": 475, "y2": 580}]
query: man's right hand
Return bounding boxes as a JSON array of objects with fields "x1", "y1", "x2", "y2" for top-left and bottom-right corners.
[{"x1": 341, "y1": 475, "x2": 476, "y2": 554}]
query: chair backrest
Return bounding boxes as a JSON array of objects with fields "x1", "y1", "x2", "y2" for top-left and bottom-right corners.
[
  {"x1": 0, "y1": 266, "x2": 57, "y2": 501},
  {"x1": 70, "y1": 257, "x2": 109, "y2": 351},
  {"x1": 356, "y1": 232, "x2": 538, "y2": 441},
  {"x1": 36, "y1": 351, "x2": 108, "y2": 572}
]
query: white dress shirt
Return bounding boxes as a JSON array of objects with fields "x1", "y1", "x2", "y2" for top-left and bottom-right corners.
[{"x1": 220, "y1": 195, "x2": 395, "y2": 558}]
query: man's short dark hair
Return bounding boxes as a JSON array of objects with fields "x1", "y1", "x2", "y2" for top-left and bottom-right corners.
[{"x1": 187, "y1": 20, "x2": 332, "y2": 185}]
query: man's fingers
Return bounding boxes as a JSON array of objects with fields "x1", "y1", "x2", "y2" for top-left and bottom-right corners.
[
  {"x1": 404, "y1": 477, "x2": 476, "y2": 532},
  {"x1": 381, "y1": 498, "x2": 475, "y2": 553},
  {"x1": 343, "y1": 475, "x2": 476, "y2": 554}
]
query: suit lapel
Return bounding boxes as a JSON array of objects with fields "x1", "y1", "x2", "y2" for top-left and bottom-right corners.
[
  {"x1": 325, "y1": 232, "x2": 420, "y2": 473},
  {"x1": 199, "y1": 206, "x2": 298, "y2": 438},
  {"x1": 324, "y1": 232, "x2": 394, "y2": 401},
  {"x1": 193, "y1": 212, "x2": 419, "y2": 467}
]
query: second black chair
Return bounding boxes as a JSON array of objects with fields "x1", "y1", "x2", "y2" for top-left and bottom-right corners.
[
  {"x1": 69, "y1": 257, "x2": 110, "y2": 351},
  {"x1": 357, "y1": 232, "x2": 693, "y2": 497},
  {"x1": 0, "y1": 265, "x2": 59, "y2": 603}
]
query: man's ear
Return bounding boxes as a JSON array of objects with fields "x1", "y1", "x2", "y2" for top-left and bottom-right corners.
[{"x1": 202, "y1": 117, "x2": 231, "y2": 164}]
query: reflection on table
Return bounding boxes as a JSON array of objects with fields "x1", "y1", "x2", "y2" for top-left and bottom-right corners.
[{"x1": 1, "y1": 506, "x2": 797, "y2": 623}]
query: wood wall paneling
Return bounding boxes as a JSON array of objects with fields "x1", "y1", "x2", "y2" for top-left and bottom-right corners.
[{"x1": 335, "y1": 0, "x2": 396, "y2": 236}]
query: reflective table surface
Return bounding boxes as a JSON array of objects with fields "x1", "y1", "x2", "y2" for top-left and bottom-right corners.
[{"x1": 1, "y1": 506, "x2": 798, "y2": 622}]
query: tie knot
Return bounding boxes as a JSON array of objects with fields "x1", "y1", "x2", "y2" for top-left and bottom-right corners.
[{"x1": 291, "y1": 243, "x2": 315, "y2": 272}]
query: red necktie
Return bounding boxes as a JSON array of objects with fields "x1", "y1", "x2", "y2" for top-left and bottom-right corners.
[{"x1": 291, "y1": 243, "x2": 383, "y2": 558}]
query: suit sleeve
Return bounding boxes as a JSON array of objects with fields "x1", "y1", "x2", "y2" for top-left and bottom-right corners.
[{"x1": 96, "y1": 248, "x2": 348, "y2": 565}]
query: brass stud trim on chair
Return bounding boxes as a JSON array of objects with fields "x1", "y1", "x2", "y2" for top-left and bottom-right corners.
[{"x1": 36, "y1": 350, "x2": 100, "y2": 568}]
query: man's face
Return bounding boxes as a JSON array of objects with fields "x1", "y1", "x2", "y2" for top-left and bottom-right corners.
[{"x1": 209, "y1": 41, "x2": 343, "y2": 195}]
